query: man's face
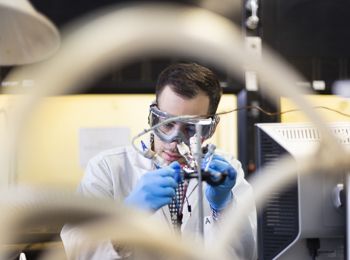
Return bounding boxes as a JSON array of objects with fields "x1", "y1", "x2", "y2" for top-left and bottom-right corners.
[{"x1": 154, "y1": 85, "x2": 210, "y2": 165}]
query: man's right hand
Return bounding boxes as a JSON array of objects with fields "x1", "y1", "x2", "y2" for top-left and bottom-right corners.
[{"x1": 124, "y1": 161, "x2": 181, "y2": 211}]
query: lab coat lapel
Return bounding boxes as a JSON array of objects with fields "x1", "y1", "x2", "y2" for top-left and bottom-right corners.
[
  {"x1": 181, "y1": 179, "x2": 198, "y2": 228},
  {"x1": 151, "y1": 205, "x2": 172, "y2": 229}
]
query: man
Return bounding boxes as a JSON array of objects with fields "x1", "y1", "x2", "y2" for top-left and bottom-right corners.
[{"x1": 61, "y1": 63, "x2": 257, "y2": 259}]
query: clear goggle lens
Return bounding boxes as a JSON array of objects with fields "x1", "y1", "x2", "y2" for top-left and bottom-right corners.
[{"x1": 149, "y1": 105, "x2": 216, "y2": 144}]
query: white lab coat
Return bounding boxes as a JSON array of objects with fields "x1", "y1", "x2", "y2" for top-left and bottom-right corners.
[{"x1": 61, "y1": 145, "x2": 257, "y2": 259}]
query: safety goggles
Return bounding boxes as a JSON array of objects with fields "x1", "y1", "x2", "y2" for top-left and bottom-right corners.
[{"x1": 148, "y1": 104, "x2": 218, "y2": 144}]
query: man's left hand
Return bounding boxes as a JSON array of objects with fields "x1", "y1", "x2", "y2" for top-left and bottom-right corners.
[{"x1": 203, "y1": 154, "x2": 237, "y2": 210}]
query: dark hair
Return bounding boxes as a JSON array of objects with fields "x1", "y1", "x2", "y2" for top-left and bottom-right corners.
[{"x1": 155, "y1": 63, "x2": 222, "y2": 115}]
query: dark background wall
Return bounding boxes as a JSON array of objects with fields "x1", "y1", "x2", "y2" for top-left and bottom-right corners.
[
  {"x1": 2, "y1": 1, "x2": 350, "y2": 94},
  {"x1": 19, "y1": 0, "x2": 242, "y2": 94},
  {"x1": 2, "y1": 1, "x2": 350, "y2": 93},
  {"x1": 260, "y1": 0, "x2": 350, "y2": 93}
]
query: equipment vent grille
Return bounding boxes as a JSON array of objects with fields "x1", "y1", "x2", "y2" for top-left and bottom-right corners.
[{"x1": 276, "y1": 126, "x2": 350, "y2": 144}]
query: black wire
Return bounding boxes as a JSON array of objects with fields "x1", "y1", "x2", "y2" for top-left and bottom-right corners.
[{"x1": 195, "y1": 105, "x2": 350, "y2": 119}]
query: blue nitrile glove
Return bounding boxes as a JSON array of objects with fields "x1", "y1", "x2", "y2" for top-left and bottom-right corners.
[
  {"x1": 203, "y1": 154, "x2": 237, "y2": 210},
  {"x1": 124, "y1": 161, "x2": 181, "y2": 211}
]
